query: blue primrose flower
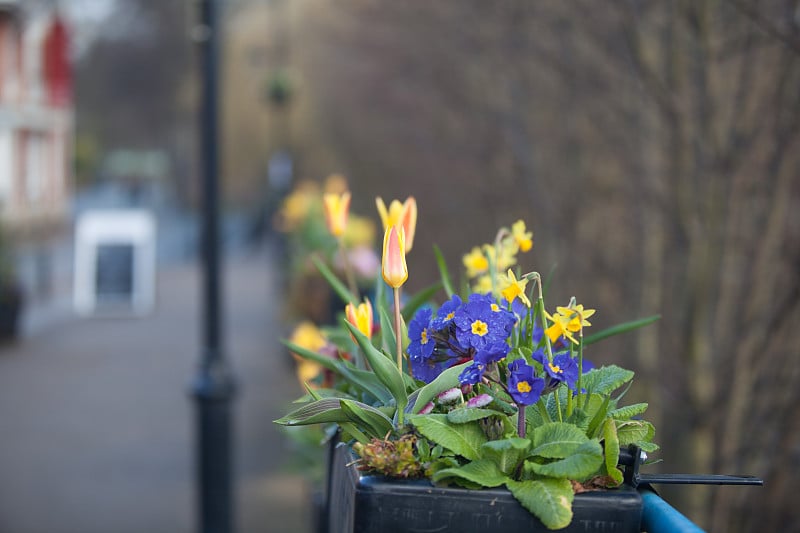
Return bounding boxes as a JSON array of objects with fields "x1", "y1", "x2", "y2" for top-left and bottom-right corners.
[
  {"x1": 543, "y1": 352, "x2": 579, "y2": 389},
  {"x1": 453, "y1": 295, "x2": 516, "y2": 351},
  {"x1": 507, "y1": 359, "x2": 544, "y2": 405},
  {"x1": 473, "y1": 341, "x2": 510, "y2": 365},
  {"x1": 458, "y1": 361, "x2": 485, "y2": 386},
  {"x1": 407, "y1": 308, "x2": 435, "y2": 360},
  {"x1": 411, "y1": 355, "x2": 455, "y2": 384},
  {"x1": 431, "y1": 294, "x2": 463, "y2": 331}
]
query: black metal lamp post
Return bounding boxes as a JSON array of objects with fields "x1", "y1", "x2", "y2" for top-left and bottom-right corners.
[{"x1": 192, "y1": 1, "x2": 236, "y2": 532}]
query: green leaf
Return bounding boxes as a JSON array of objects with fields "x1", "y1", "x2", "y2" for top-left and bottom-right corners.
[
  {"x1": 481, "y1": 438, "x2": 531, "y2": 475},
  {"x1": 616, "y1": 420, "x2": 656, "y2": 446},
  {"x1": 311, "y1": 254, "x2": 357, "y2": 306},
  {"x1": 528, "y1": 439, "x2": 604, "y2": 480},
  {"x1": 338, "y1": 365, "x2": 393, "y2": 405},
  {"x1": 379, "y1": 306, "x2": 398, "y2": 360},
  {"x1": 344, "y1": 321, "x2": 408, "y2": 416},
  {"x1": 584, "y1": 315, "x2": 660, "y2": 345},
  {"x1": 530, "y1": 422, "x2": 590, "y2": 459},
  {"x1": 433, "y1": 245, "x2": 455, "y2": 298},
  {"x1": 446, "y1": 407, "x2": 498, "y2": 424},
  {"x1": 282, "y1": 340, "x2": 339, "y2": 373},
  {"x1": 339, "y1": 399, "x2": 395, "y2": 437},
  {"x1": 602, "y1": 417, "x2": 624, "y2": 485},
  {"x1": 507, "y1": 478, "x2": 574, "y2": 530},
  {"x1": 401, "y1": 283, "x2": 442, "y2": 321},
  {"x1": 610, "y1": 403, "x2": 649, "y2": 421},
  {"x1": 581, "y1": 365, "x2": 634, "y2": 396},
  {"x1": 585, "y1": 394, "x2": 612, "y2": 438},
  {"x1": 432, "y1": 459, "x2": 508, "y2": 487},
  {"x1": 274, "y1": 398, "x2": 348, "y2": 426},
  {"x1": 408, "y1": 361, "x2": 471, "y2": 414},
  {"x1": 407, "y1": 414, "x2": 487, "y2": 461}
]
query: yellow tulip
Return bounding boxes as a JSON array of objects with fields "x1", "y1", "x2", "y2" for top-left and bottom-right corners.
[
  {"x1": 381, "y1": 225, "x2": 408, "y2": 288},
  {"x1": 376, "y1": 196, "x2": 417, "y2": 252},
  {"x1": 323, "y1": 191, "x2": 351, "y2": 237},
  {"x1": 345, "y1": 299, "x2": 374, "y2": 338}
]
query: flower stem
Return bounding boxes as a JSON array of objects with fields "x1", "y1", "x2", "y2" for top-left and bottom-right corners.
[
  {"x1": 338, "y1": 236, "x2": 359, "y2": 301},
  {"x1": 531, "y1": 274, "x2": 561, "y2": 421},
  {"x1": 517, "y1": 403, "x2": 526, "y2": 438},
  {"x1": 577, "y1": 333, "x2": 584, "y2": 409},
  {"x1": 393, "y1": 287, "x2": 403, "y2": 372}
]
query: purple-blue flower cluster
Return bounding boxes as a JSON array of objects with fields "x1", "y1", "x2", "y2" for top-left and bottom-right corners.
[{"x1": 407, "y1": 293, "x2": 516, "y2": 384}]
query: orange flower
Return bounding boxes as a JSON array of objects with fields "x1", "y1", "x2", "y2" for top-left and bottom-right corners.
[
  {"x1": 376, "y1": 196, "x2": 417, "y2": 252},
  {"x1": 345, "y1": 299, "x2": 374, "y2": 338},
  {"x1": 323, "y1": 191, "x2": 351, "y2": 237},
  {"x1": 381, "y1": 225, "x2": 408, "y2": 288}
]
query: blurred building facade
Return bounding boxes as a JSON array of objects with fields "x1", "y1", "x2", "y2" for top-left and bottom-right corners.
[{"x1": 0, "y1": 0, "x2": 72, "y2": 234}]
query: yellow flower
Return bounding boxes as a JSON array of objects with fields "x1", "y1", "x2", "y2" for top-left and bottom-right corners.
[
  {"x1": 376, "y1": 196, "x2": 417, "y2": 252},
  {"x1": 472, "y1": 275, "x2": 493, "y2": 294},
  {"x1": 277, "y1": 181, "x2": 319, "y2": 232},
  {"x1": 495, "y1": 240, "x2": 518, "y2": 271},
  {"x1": 463, "y1": 246, "x2": 489, "y2": 278},
  {"x1": 511, "y1": 220, "x2": 533, "y2": 253},
  {"x1": 323, "y1": 191, "x2": 351, "y2": 237},
  {"x1": 544, "y1": 311, "x2": 579, "y2": 345},
  {"x1": 500, "y1": 269, "x2": 531, "y2": 307},
  {"x1": 556, "y1": 304, "x2": 596, "y2": 333},
  {"x1": 381, "y1": 225, "x2": 408, "y2": 288},
  {"x1": 345, "y1": 299, "x2": 374, "y2": 338},
  {"x1": 296, "y1": 359, "x2": 323, "y2": 385},
  {"x1": 289, "y1": 321, "x2": 327, "y2": 353},
  {"x1": 343, "y1": 215, "x2": 376, "y2": 248}
]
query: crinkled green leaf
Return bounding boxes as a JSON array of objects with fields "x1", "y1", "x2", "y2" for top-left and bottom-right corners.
[
  {"x1": 446, "y1": 407, "x2": 499, "y2": 424},
  {"x1": 507, "y1": 478, "x2": 574, "y2": 530},
  {"x1": 610, "y1": 403, "x2": 649, "y2": 421},
  {"x1": 528, "y1": 439, "x2": 604, "y2": 480},
  {"x1": 581, "y1": 366, "x2": 634, "y2": 396},
  {"x1": 407, "y1": 414, "x2": 487, "y2": 461},
  {"x1": 481, "y1": 438, "x2": 531, "y2": 475},
  {"x1": 602, "y1": 417, "x2": 624, "y2": 485},
  {"x1": 530, "y1": 422, "x2": 590, "y2": 459},
  {"x1": 432, "y1": 459, "x2": 508, "y2": 487},
  {"x1": 616, "y1": 420, "x2": 656, "y2": 446}
]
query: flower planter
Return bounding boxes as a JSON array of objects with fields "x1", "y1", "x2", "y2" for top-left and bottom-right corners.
[{"x1": 326, "y1": 444, "x2": 643, "y2": 533}]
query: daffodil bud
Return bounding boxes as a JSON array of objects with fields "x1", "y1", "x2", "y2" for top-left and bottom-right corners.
[
  {"x1": 382, "y1": 225, "x2": 408, "y2": 288},
  {"x1": 323, "y1": 191, "x2": 351, "y2": 237}
]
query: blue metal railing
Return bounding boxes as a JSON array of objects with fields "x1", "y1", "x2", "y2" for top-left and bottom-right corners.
[{"x1": 640, "y1": 488, "x2": 705, "y2": 533}]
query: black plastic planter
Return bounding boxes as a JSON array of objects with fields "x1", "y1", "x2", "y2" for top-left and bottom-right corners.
[{"x1": 326, "y1": 444, "x2": 643, "y2": 533}]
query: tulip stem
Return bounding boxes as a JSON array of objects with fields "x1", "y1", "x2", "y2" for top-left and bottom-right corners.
[
  {"x1": 393, "y1": 287, "x2": 403, "y2": 372},
  {"x1": 338, "y1": 237, "x2": 359, "y2": 302}
]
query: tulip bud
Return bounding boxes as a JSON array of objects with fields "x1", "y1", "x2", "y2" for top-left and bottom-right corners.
[
  {"x1": 381, "y1": 225, "x2": 408, "y2": 288},
  {"x1": 323, "y1": 191, "x2": 351, "y2": 237},
  {"x1": 345, "y1": 299, "x2": 373, "y2": 338}
]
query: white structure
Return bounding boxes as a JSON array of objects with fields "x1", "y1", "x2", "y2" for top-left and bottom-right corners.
[
  {"x1": 73, "y1": 209, "x2": 157, "y2": 316},
  {"x1": 0, "y1": 1, "x2": 72, "y2": 231}
]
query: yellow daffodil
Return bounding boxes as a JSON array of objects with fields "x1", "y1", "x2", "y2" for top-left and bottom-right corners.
[
  {"x1": 376, "y1": 196, "x2": 417, "y2": 252},
  {"x1": 324, "y1": 173, "x2": 349, "y2": 194},
  {"x1": 511, "y1": 220, "x2": 533, "y2": 252},
  {"x1": 463, "y1": 246, "x2": 489, "y2": 278},
  {"x1": 381, "y1": 225, "x2": 408, "y2": 288},
  {"x1": 500, "y1": 269, "x2": 531, "y2": 307},
  {"x1": 556, "y1": 304, "x2": 596, "y2": 333},
  {"x1": 345, "y1": 299, "x2": 374, "y2": 338},
  {"x1": 544, "y1": 311, "x2": 579, "y2": 344},
  {"x1": 289, "y1": 321, "x2": 327, "y2": 354},
  {"x1": 472, "y1": 275, "x2": 494, "y2": 295},
  {"x1": 323, "y1": 191, "x2": 351, "y2": 237}
]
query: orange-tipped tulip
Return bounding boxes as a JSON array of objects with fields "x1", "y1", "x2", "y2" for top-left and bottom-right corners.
[
  {"x1": 381, "y1": 225, "x2": 408, "y2": 288},
  {"x1": 376, "y1": 196, "x2": 417, "y2": 252},
  {"x1": 323, "y1": 191, "x2": 351, "y2": 237},
  {"x1": 345, "y1": 299, "x2": 373, "y2": 338}
]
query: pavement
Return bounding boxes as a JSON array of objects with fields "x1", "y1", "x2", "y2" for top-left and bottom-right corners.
[{"x1": 0, "y1": 240, "x2": 314, "y2": 533}]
